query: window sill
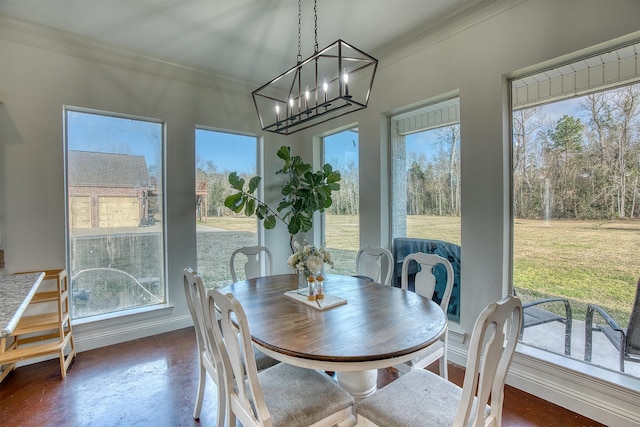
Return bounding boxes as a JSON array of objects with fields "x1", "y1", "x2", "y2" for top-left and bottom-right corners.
[
  {"x1": 515, "y1": 343, "x2": 640, "y2": 391},
  {"x1": 510, "y1": 344, "x2": 640, "y2": 426},
  {"x1": 72, "y1": 303, "x2": 174, "y2": 327}
]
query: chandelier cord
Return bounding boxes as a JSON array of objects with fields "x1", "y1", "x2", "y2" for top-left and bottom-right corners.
[
  {"x1": 313, "y1": 0, "x2": 318, "y2": 53},
  {"x1": 297, "y1": 0, "x2": 302, "y2": 64}
]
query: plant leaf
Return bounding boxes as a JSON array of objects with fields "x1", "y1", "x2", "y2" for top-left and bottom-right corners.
[
  {"x1": 248, "y1": 176, "x2": 261, "y2": 194},
  {"x1": 288, "y1": 218, "x2": 301, "y2": 234},
  {"x1": 264, "y1": 215, "x2": 277, "y2": 229},
  {"x1": 245, "y1": 198, "x2": 256, "y2": 216},
  {"x1": 327, "y1": 170, "x2": 341, "y2": 183},
  {"x1": 228, "y1": 172, "x2": 245, "y2": 191},
  {"x1": 277, "y1": 146, "x2": 291, "y2": 161},
  {"x1": 224, "y1": 193, "x2": 245, "y2": 212}
]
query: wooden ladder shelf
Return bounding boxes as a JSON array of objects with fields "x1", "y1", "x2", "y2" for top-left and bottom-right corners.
[{"x1": 0, "y1": 269, "x2": 76, "y2": 383}]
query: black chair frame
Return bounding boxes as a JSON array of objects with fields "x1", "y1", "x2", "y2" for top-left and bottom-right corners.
[
  {"x1": 585, "y1": 277, "x2": 640, "y2": 372},
  {"x1": 518, "y1": 296, "x2": 572, "y2": 356}
]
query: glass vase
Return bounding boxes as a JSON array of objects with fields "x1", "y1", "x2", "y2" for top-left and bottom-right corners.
[{"x1": 297, "y1": 272, "x2": 309, "y2": 295}]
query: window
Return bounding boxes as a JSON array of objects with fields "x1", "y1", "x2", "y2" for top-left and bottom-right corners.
[
  {"x1": 65, "y1": 109, "x2": 165, "y2": 319},
  {"x1": 511, "y1": 42, "x2": 640, "y2": 379},
  {"x1": 195, "y1": 129, "x2": 258, "y2": 285},
  {"x1": 390, "y1": 98, "x2": 461, "y2": 245},
  {"x1": 390, "y1": 97, "x2": 461, "y2": 322},
  {"x1": 323, "y1": 128, "x2": 359, "y2": 275}
]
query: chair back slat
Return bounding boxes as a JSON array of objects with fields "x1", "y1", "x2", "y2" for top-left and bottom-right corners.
[
  {"x1": 356, "y1": 246, "x2": 394, "y2": 286},
  {"x1": 401, "y1": 252, "x2": 455, "y2": 313},
  {"x1": 455, "y1": 295, "x2": 523, "y2": 427},
  {"x1": 184, "y1": 268, "x2": 215, "y2": 359},
  {"x1": 230, "y1": 246, "x2": 273, "y2": 282},
  {"x1": 209, "y1": 287, "x2": 271, "y2": 427},
  {"x1": 183, "y1": 267, "x2": 226, "y2": 423},
  {"x1": 627, "y1": 277, "x2": 640, "y2": 355}
]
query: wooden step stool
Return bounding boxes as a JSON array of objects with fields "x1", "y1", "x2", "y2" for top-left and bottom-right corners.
[{"x1": 0, "y1": 269, "x2": 76, "y2": 382}]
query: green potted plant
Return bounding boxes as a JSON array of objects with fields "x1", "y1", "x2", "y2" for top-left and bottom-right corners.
[{"x1": 224, "y1": 146, "x2": 341, "y2": 250}]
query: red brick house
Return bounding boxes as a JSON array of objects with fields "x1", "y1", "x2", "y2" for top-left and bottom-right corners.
[{"x1": 68, "y1": 151, "x2": 154, "y2": 228}]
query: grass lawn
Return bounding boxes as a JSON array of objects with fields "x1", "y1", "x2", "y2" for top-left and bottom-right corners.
[{"x1": 201, "y1": 215, "x2": 640, "y2": 327}]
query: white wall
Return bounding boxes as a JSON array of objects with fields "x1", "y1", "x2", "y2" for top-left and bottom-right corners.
[
  {"x1": 298, "y1": 0, "x2": 640, "y2": 424},
  {"x1": 1, "y1": 0, "x2": 640, "y2": 424}
]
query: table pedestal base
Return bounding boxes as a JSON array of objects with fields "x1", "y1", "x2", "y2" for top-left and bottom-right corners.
[{"x1": 336, "y1": 369, "x2": 378, "y2": 399}]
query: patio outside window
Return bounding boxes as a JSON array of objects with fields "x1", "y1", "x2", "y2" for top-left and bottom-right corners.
[
  {"x1": 510, "y1": 41, "x2": 640, "y2": 379},
  {"x1": 389, "y1": 97, "x2": 462, "y2": 322}
]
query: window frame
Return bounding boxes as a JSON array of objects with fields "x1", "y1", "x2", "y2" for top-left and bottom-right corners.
[
  {"x1": 64, "y1": 106, "x2": 167, "y2": 321},
  {"x1": 194, "y1": 126, "x2": 262, "y2": 284},
  {"x1": 507, "y1": 38, "x2": 640, "y2": 379}
]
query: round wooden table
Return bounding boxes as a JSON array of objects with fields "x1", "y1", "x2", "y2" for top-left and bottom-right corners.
[{"x1": 223, "y1": 273, "x2": 447, "y2": 398}]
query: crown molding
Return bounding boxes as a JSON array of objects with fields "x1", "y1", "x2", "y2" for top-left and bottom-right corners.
[
  {"x1": 0, "y1": 14, "x2": 255, "y2": 95},
  {"x1": 376, "y1": 0, "x2": 526, "y2": 72}
]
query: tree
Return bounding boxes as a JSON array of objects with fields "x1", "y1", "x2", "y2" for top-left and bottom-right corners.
[
  {"x1": 584, "y1": 86, "x2": 640, "y2": 218},
  {"x1": 543, "y1": 115, "x2": 585, "y2": 218},
  {"x1": 512, "y1": 107, "x2": 545, "y2": 218}
]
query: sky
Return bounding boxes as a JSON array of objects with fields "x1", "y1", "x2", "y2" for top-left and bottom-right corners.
[
  {"x1": 196, "y1": 129, "x2": 257, "y2": 175},
  {"x1": 67, "y1": 96, "x2": 587, "y2": 176},
  {"x1": 67, "y1": 110, "x2": 162, "y2": 168}
]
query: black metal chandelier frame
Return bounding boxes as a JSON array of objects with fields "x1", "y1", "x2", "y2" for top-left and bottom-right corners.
[{"x1": 252, "y1": 1, "x2": 377, "y2": 135}]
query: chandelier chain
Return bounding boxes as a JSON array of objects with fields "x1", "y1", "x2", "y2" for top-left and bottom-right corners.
[
  {"x1": 252, "y1": 0, "x2": 378, "y2": 134},
  {"x1": 297, "y1": 0, "x2": 302, "y2": 63},
  {"x1": 313, "y1": 0, "x2": 318, "y2": 53}
]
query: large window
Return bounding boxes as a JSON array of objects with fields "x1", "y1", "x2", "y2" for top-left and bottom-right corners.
[
  {"x1": 511, "y1": 42, "x2": 640, "y2": 379},
  {"x1": 195, "y1": 129, "x2": 258, "y2": 285},
  {"x1": 390, "y1": 98, "x2": 461, "y2": 321},
  {"x1": 323, "y1": 128, "x2": 359, "y2": 275},
  {"x1": 65, "y1": 109, "x2": 165, "y2": 319},
  {"x1": 390, "y1": 98, "x2": 461, "y2": 245}
]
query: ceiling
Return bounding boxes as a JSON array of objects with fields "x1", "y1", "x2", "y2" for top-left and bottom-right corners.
[{"x1": 0, "y1": 0, "x2": 492, "y2": 87}]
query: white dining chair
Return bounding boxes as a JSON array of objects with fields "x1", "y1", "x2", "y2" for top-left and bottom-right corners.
[
  {"x1": 400, "y1": 252, "x2": 454, "y2": 378},
  {"x1": 355, "y1": 246, "x2": 394, "y2": 286},
  {"x1": 183, "y1": 267, "x2": 225, "y2": 424},
  {"x1": 207, "y1": 287, "x2": 356, "y2": 427},
  {"x1": 230, "y1": 245, "x2": 273, "y2": 282},
  {"x1": 356, "y1": 295, "x2": 523, "y2": 427}
]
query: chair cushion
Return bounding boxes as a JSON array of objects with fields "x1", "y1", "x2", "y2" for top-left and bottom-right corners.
[
  {"x1": 356, "y1": 368, "x2": 487, "y2": 427},
  {"x1": 259, "y1": 363, "x2": 354, "y2": 427},
  {"x1": 598, "y1": 324, "x2": 624, "y2": 352},
  {"x1": 523, "y1": 306, "x2": 565, "y2": 328}
]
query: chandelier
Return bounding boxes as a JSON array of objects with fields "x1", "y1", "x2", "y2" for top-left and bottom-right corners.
[{"x1": 252, "y1": 0, "x2": 378, "y2": 135}]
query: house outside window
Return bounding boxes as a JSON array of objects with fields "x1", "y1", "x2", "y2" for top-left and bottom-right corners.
[
  {"x1": 65, "y1": 109, "x2": 165, "y2": 319},
  {"x1": 195, "y1": 128, "x2": 258, "y2": 285}
]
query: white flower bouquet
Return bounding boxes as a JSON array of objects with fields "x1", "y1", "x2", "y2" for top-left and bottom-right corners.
[{"x1": 287, "y1": 241, "x2": 334, "y2": 278}]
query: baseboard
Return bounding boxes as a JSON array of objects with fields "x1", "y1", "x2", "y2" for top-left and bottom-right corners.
[
  {"x1": 447, "y1": 342, "x2": 640, "y2": 426},
  {"x1": 73, "y1": 313, "x2": 193, "y2": 353}
]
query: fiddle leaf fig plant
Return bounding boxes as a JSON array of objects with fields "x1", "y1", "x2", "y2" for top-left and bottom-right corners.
[{"x1": 224, "y1": 146, "x2": 341, "y2": 236}]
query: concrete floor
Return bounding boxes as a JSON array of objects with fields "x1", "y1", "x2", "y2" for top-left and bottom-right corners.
[
  {"x1": 0, "y1": 327, "x2": 604, "y2": 427},
  {"x1": 520, "y1": 318, "x2": 640, "y2": 377}
]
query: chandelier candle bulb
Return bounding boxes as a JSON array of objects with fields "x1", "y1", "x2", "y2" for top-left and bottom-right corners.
[
  {"x1": 275, "y1": 104, "x2": 280, "y2": 123},
  {"x1": 305, "y1": 86, "x2": 310, "y2": 110},
  {"x1": 323, "y1": 79, "x2": 328, "y2": 102},
  {"x1": 343, "y1": 69, "x2": 351, "y2": 98}
]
